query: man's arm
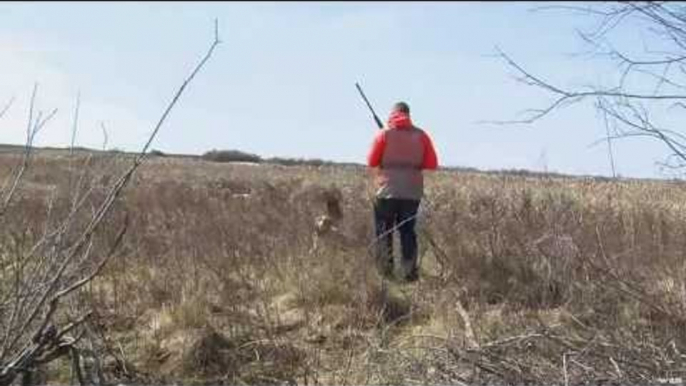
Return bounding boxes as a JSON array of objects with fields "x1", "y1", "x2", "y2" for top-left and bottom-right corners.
[
  {"x1": 421, "y1": 131, "x2": 438, "y2": 170},
  {"x1": 367, "y1": 130, "x2": 386, "y2": 167}
]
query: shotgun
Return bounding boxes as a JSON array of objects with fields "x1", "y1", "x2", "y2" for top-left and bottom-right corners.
[{"x1": 355, "y1": 82, "x2": 384, "y2": 130}]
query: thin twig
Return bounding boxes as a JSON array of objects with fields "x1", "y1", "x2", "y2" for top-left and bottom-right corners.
[{"x1": 0, "y1": 97, "x2": 15, "y2": 121}]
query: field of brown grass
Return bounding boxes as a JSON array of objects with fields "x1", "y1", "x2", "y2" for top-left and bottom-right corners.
[{"x1": 4, "y1": 149, "x2": 686, "y2": 385}]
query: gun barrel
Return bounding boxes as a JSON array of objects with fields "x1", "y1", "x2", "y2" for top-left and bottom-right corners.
[{"x1": 355, "y1": 83, "x2": 384, "y2": 129}]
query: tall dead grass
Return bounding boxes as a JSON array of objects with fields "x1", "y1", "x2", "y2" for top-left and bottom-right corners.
[{"x1": 4, "y1": 152, "x2": 686, "y2": 384}]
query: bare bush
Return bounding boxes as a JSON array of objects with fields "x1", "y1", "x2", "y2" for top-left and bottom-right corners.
[
  {"x1": 202, "y1": 149, "x2": 263, "y2": 164},
  {"x1": 0, "y1": 20, "x2": 220, "y2": 386},
  {"x1": 496, "y1": 2, "x2": 686, "y2": 175}
]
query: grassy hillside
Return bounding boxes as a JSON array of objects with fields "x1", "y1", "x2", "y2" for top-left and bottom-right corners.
[{"x1": 3, "y1": 148, "x2": 686, "y2": 385}]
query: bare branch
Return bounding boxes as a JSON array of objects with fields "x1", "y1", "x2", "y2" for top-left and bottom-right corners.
[
  {"x1": 0, "y1": 105, "x2": 58, "y2": 217},
  {"x1": 612, "y1": 50, "x2": 686, "y2": 66},
  {"x1": 499, "y1": 48, "x2": 686, "y2": 103},
  {"x1": 599, "y1": 99, "x2": 617, "y2": 177},
  {"x1": 54, "y1": 312, "x2": 92, "y2": 343},
  {"x1": 69, "y1": 92, "x2": 81, "y2": 158},
  {"x1": 0, "y1": 97, "x2": 15, "y2": 122},
  {"x1": 0, "y1": 20, "x2": 221, "y2": 386},
  {"x1": 493, "y1": 3, "x2": 686, "y2": 174},
  {"x1": 53, "y1": 216, "x2": 127, "y2": 301},
  {"x1": 598, "y1": 100, "x2": 686, "y2": 164},
  {"x1": 0, "y1": 85, "x2": 38, "y2": 211},
  {"x1": 528, "y1": 4, "x2": 613, "y2": 17},
  {"x1": 100, "y1": 122, "x2": 109, "y2": 151},
  {"x1": 135, "y1": 19, "x2": 221, "y2": 162}
]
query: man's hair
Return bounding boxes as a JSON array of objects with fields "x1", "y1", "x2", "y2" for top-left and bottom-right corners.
[{"x1": 393, "y1": 102, "x2": 410, "y2": 114}]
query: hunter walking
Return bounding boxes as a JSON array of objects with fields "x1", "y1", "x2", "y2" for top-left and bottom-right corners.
[{"x1": 367, "y1": 102, "x2": 438, "y2": 282}]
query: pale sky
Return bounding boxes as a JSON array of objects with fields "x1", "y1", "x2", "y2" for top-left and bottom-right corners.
[{"x1": 0, "y1": 1, "x2": 677, "y2": 179}]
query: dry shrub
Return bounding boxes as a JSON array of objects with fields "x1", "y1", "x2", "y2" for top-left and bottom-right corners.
[
  {"x1": 10, "y1": 152, "x2": 686, "y2": 384},
  {"x1": 180, "y1": 328, "x2": 305, "y2": 384},
  {"x1": 426, "y1": 184, "x2": 585, "y2": 309},
  {"x1": 202, "y1": 149, "x2": 262, "y2": 164}
]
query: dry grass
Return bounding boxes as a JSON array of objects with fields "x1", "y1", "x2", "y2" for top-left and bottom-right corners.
[{"x1": 4, "y1": 149, "x2": 686, "y2": 384}]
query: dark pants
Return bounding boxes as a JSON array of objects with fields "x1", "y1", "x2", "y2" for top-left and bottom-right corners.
[{"x1": 373, "y1": 198, "x2": 420, "y2": 278}]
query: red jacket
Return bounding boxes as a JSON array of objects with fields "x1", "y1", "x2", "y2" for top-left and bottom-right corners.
[
  {"x1": 367, "y1": 111, "x2": 438, "y2": 170},
  {"x1": 366, "y1": 111, "x2": 438, "y2": 200}
]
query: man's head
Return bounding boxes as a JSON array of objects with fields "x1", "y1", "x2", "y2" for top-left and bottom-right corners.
[
  {"x1": 387, "y1": 102, "x2": 413, "y2": 129},
  {"x1": 393, "y1": 102, "x2": 410, "y2": 115}
]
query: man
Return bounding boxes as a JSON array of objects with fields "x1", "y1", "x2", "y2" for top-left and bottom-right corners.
[{"x1": 367, "y1": 102, "x2": 438, "y2": 282}]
